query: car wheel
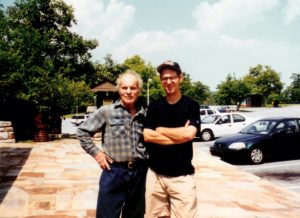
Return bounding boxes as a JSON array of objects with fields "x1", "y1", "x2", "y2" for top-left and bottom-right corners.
[
  {"x1": 201, "y1": 129, "x2": 214, "y2": 141},
  {"x1": 249, "y1": 147, "x2": 264, "y2": 164}
]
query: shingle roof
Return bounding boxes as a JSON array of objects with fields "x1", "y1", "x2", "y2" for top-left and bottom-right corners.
[{"x1": 91, "y1": 81, "x2": 118, "y2": 92}]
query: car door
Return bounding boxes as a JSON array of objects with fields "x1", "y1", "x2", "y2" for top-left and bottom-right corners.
[
  {"x1": 231, "y1": 114, "x2": 248, "y2": 133},
  {"x1": 215, "y1": 114, "x2": 247, "y2": 137},
  {"x1": 270, "y1": 119, "x2": 299, "y2": 155},
  {"x1": 213, "y1": 114, "x2": 233, "y2": 137}
]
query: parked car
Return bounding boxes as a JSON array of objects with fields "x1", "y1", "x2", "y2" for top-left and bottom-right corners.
[
  {"x1": 217, "y1": 106, "x2": 236, "y2": 113},
  {"x1": 200, "y1": 109, "x2": 219, "y2": 119},
  {"x1": 200, "y1": 105, "x2": 210, "y2": 109},
  {"x1": 200, "y1": 113, "x2": 253, "y2": 141},
  {"x1": 71, "y1": 114, "x2": 90, "y2": 126},
  {"x1": 210, "y1": 117, "x2": 300, "y2": 164}
]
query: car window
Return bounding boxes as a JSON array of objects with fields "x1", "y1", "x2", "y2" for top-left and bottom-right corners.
[
  {"x1": 72, "y1": 115, "x2": 85, "y2": 119},
  {"x1": 286, "y1": 120, "x2": 298, "y2": 133},
  {"x1": 241, "y1": 120, "x2": 276, "y2": 134},
  {"x1": 207, "y1": 110, "x2": 214, "y2": 115},
  {"x1": 200, "y1": 110, "x2": 206, "y2": 115},
  {"x1": 275, "y1": 122, "x2": 285, "y2": 130},
  {"x1": 202, "y1": 115, "x2": 219, "y2": 123},
  {"x1": 220, "y1": 115, "x2": 231, "y2": 124},
  {"x1": 232, "y1": 114, "x2": 245, "y2": 122},
  {"x1": 273, "y1": 120, "x2": 299, "y2": 135}
]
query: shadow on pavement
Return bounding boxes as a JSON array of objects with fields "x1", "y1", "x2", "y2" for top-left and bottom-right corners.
[
  {"x1": 221, "y1": 153, "x2": 300, "y2": 166},
  {"x1": 0, "y1": 147, "x2": 32, "y2": 203}
]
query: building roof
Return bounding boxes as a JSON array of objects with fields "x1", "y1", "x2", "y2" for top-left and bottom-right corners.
[{"x1": 91, "y1": 81, "x2": 118, "y2": 92}]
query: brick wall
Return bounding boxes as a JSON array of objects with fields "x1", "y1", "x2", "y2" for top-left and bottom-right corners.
[{"x1": 0, "y1": 121, "x2": 15, "y2": 143}]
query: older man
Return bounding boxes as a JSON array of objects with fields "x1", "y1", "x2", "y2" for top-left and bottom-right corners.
[{"x1": 77, "y1": 70, "x2": 148, "y2": 218}]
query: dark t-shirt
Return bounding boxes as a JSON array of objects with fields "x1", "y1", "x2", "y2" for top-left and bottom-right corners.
[{"x1": 145, "y1": 96, "x2": 200, "y2": 177}]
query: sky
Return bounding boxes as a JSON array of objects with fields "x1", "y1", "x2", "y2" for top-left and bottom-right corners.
[{"x1": 2, "y1": 0, "x2": 300, "y2": 91}]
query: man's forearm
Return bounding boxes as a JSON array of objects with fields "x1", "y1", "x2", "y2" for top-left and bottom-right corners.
[
  {"x1": 77, "y1": 128, "x2": 100, "y2": 157},
  {"x1": 156, "y1": 126, "x2": 197, "y2": 143},
  {"x1": 143, "y1": 128, "x2": 177, "y2": 145}
]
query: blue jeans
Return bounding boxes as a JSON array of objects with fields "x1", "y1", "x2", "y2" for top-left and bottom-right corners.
[{"x1": 96, "y1": 162, "x2": 148, "y2": 218}]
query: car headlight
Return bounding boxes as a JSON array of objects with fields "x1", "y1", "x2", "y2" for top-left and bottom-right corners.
[{"x1": 228, "y1": 142, "x2": 246, "y2": 150}]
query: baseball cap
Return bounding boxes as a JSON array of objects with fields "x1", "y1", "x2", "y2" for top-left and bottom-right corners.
[{"x1": 157, "y1": 60, "x2": 182, "y2": 74}]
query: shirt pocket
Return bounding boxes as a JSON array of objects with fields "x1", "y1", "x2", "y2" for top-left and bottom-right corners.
[{"x1": 108, "y1": 118, "x2": 127, "y2": 137}]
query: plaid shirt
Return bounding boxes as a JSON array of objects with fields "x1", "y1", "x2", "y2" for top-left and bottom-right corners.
[{"x1": 77, "y1": 100, "x2": 147, "y2": 162}]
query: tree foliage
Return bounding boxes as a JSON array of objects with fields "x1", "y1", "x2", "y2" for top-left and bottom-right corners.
[
  {"x1": 181, "y1": 73, "x2": 210, "y2": 104},
  {"x1": 283, "y1": 73, "x2": 300, "y2": 103},
  {"x1": 92, "y1": 54, "x2": 127, "y2": 87},
  {"x1": 0, "y1": 0, "x2": 97, "y2": 113},
  {"x1": 244, "y1": 64, "x2": 283, "y2": 105},
  {"x1": 215, "y1": 74, "x2": 251, "y2": 110}
]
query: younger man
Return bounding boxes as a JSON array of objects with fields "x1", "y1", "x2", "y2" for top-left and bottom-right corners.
[{"x1": 144, "y1": 61, "x2": 200, "y2": 218}]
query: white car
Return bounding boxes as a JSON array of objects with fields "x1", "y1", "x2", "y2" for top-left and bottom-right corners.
[
  {"x1": 71, "y1": 114, "x2": 89, "y2": 126},
  {"x1": 200, "y1": 113, "x2": 255, "y2": 141},
  {"x1": 200, "y1": 109, "x2": 219, "y2": 119}
]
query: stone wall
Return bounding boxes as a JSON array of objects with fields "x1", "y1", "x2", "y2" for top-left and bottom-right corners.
[{"x1": 0, "y1": 121, "x2": 15, "y2": 143}]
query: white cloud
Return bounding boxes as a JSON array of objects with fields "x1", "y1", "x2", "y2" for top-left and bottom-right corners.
[
  {"x1": 114, "y1": 31, "x2": 176, "y2": 60},
  {"x1": 64, "y1": 0, "x2": 135, "y2": 41},
  {"x1": 220, "y1": 35, "x2": 257, "y2": 48},
  {"x1": 282, "y1": 0, "x2": 300, "y2": 24},
  {"x1": 113, "y1": 28, "x2": 201, "y2": 62},
  {"x1": 60, "y1": 0, "x2": 298, "y2": 90},
  {"x1": 193, "y1": 0, "x2": 280, "y2": 33}
]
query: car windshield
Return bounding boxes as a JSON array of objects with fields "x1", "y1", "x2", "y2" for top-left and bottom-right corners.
[
  {"x1": 72, "y1": 115, "x2": 85, "y2": 119},
  {"x1": 240, "y1": 120, "x2": 277, "y2": 135},
  {"x1": 202, "y1": 115, "x2": 220, "y2": 123}
]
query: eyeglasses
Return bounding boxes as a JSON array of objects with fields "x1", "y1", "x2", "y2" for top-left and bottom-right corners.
[{"x1": 161, "y1": 75, "x2": 178, "y2": 82}]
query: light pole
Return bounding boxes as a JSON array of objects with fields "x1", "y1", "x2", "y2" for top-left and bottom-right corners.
[
  {"x1": 147, "y1": 78, "x2": 152, "y2": 106},
  {"x1": 94, "y1": 95, "x2": 97, "y2": 106}
]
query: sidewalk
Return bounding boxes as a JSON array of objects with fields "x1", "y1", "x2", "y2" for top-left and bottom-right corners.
[{"x1": 0, "y1": 139, "x2": 299, "y2": 218}]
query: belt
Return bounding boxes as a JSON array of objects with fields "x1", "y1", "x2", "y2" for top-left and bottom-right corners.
[{"x1": 112, "y1": 160, "x2": 147, "y2": 169}]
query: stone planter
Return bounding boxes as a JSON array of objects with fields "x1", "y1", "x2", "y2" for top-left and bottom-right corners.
[{"x1": 0, "y1": 121, "x2": 15, "y2": 143}]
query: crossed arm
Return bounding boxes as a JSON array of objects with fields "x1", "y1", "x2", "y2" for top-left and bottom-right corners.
[{"x1": 143, "y1": 120, "x2": 197, "y2": 146}]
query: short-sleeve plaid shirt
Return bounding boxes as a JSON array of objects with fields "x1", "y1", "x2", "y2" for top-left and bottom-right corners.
[{"x1": 77, "y1": 100, "x2": 147, "y2": 162}]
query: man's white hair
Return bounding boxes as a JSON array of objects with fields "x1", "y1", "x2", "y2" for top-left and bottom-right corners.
[{"x1": 116, "y1": 70, "x2": 143, "y2": 90}]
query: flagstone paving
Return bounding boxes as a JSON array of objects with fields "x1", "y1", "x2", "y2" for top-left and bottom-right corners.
[{"x1": 0, "y1": 139, "x2": 299, "y2": 217}]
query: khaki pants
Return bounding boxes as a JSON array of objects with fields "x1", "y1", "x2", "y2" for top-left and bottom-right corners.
[{"x1": 145, "y1": 169, "x2": 198, "y2": 218}]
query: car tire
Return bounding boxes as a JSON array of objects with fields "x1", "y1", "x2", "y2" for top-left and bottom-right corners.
[
  {"x1": 249, "y1": 147, "x2": 264, "y2": 164},
  {"x1": 201, "y1": 129, "x2": 214, "y2": 141}
]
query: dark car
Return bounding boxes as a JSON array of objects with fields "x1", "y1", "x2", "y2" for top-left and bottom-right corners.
[{"x1": 210, "y1": 117, "x2": 300, "y2": 164}]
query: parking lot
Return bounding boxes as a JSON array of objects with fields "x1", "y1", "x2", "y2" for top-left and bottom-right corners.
[
  {"x1": 196, "y1": 140, "x2": 300, "y2": 193},
  {"x1": 197, "y1": 104, "x2": 300, "y2": 193},
  {"x1": 63, "y1": 105, "x2": 300, "y2": 194}
]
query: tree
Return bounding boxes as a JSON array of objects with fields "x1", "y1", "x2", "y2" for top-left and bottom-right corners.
[
  {"x1": 283, "y1": 73, "x2": 300, "y2": 103},
  {"x1": 1, "y1": 0, "x2": 98, "y2": 113},
  {"x1": 215, "y1": 74, "x2": 251, "y2": 110},
  {"x1": 181, "y1": 73, "x2": 210, "y2": 104},
  {"x1": 93, "y1": 54, "x2": 127, "y2": 87},
  {"x1": 244, "y1": 64, "x2": 283, "y2": 106}
]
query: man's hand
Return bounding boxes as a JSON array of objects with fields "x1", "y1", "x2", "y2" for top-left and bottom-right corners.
[
  {"x1": 185, "y1": 120, "x2": 190, "y2": 127},
  {"x1": 94, "y1": 151, "x2": 113, "y2": 170}
]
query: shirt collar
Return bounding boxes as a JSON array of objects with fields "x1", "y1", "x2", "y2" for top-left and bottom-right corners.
[{"x1": 113, "y1": 99, "x2": 145, "y2": 115}]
